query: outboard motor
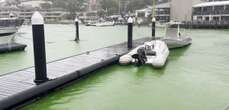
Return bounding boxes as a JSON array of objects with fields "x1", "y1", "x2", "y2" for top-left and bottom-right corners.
[{"x1": 132, "y1": 47, "x2": 147, "y2": 66}]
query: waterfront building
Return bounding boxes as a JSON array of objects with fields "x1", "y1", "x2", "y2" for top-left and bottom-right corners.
[
  {"x1": 18, "y1": 0, "x2": 52, "y2": 8},
  {"x1": 155, "y1": 2, "x2": 170, "y2": 22},
  {"x1": 0, "y1": 6, "x2": 20, "y2": 18},
  {"x1": 170, "y1": 0, "x2": 203, "y2": 21},
  {"x1": 0, "y1": 0, "x2": 67, "y2": 23},
  {"x1": 135, "y1": 2, "x2": 170, "y2": 23},
  {"x1": 79, "y1": 11, "x2": 100, "y2": 24},
  {"x1": 193, "y1": 0, "x2": 229, "y2": 22},
  {"x1": 22, "y1": 7, "x2": 67, "y2": 23},
  {"x1": 135, "y1": 0, "x2": 203, "y2": 23},
  {"x1": 88, "y1": 0, "x2": 101, "y2": 11},
  {"x1": 0, "y1": 7, "x2": 67, "y2": 23}
]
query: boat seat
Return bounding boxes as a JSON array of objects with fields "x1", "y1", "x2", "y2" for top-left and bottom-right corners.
[{"x1": 145, "y1": 51, "x2": 156, "y2": 56}]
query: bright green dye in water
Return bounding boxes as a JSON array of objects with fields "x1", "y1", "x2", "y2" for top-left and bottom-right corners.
[
  {"x1": 0, "y1": 24, "x2": 154, "y2": 75},
  {"x1": 1, "y1": 25, "x2": 229, "y2": 110}
]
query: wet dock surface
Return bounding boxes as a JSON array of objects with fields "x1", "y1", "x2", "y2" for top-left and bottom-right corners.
[{"x1": 0, "y1": 37, "x2": 151, "y2": 109}]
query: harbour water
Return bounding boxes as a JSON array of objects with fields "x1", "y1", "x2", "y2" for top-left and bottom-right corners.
[
  {"x1": 0, "y1": 24, "x2": 153, "y2": 75},
  {"x1": 1, "y1": 25, "x2": 229, "y2": 110}
]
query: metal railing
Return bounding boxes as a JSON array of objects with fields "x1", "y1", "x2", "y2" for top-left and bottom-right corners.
[{"x1": 193, "y1": 10, "x2": 229, "y2": 15}]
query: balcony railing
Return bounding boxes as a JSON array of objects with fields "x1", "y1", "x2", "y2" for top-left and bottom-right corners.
[
  {"x1": 184, "y1": 20, "x2": 229, "y2": 26},
  {"x1": 193, "y1": 9, "x2": 229, "y2": 15},
  {"x1": 156, "y1": 11, "x2": 170, "y2": 15}
]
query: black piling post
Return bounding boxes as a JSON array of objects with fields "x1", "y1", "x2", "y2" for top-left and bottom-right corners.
[
  {"x1": 32, "y1": 11, "x2": 49, "y2": 85},
  {"x1": 152, "y1": 17, "x2": 156, "y2": 39},
  {"x1": 75, "y1": 17, "x2": 79, "y2": 41},
  {"x1": 127, "y1": 17, "x2": 133, "y2": 49}
]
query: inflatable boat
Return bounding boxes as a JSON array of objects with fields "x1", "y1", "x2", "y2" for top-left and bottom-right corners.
[
  {"x1": 161, "y1": 22, "x2": 192, "y2": 49},
  {"x1": 119, "y1": 40, "x2": 169, "y2": 68}
]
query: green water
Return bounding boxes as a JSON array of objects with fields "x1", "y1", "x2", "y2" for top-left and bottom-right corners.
[
  {"x1": 1, "y1": 25, "x2": 229, "y2": 110},
  {"x1": 0, "y1": 25, "x2": 155, "y2": 75}
]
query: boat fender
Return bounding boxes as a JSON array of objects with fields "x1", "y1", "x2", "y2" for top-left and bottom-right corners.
[{"x1": 119, "y1": 55, "x2": 132, "y2": 65}]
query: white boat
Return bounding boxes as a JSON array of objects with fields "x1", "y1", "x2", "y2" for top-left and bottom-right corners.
[
  {"x1": 0, "y1": 17, "x2": 24, "y2": 45},
  {"x1": 94, "y1": 21, "x2": 115, "y2": 27},
  {"x1": 119, "y1": 40, "x2": 169, "y2": 68},
  {"x1": 161, "y1": 21, "x2": 192, "y2": 49},
  {"x1": 0, "y1": 26, "x2": 18, "y2": 36},
  {"x1": 0, "y1": 34, "x2": 15, "y2": 45},
  {"x1": 84, "y1": 20, "x2": 97, "y2": 26},
  {"x1": 156, "y1": 22, "x2": 166, "y2": 28},
  {"x1": 0, "y1": 27, "x2": 17, "y2": 45}
]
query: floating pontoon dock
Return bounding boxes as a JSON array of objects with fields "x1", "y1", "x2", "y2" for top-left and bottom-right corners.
[
  {"x1": 0, "y1": 43, "x2": 27, "y2": 53},
  {"x1": 0, "y1": 37, "x2": 151, "y2": 109}
]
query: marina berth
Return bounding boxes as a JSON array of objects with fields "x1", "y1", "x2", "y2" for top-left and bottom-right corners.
[
  {"x1": 2, "y1": 0, "x2": 229, "y2": 110},
  {"x1": 0, "y1": 37, "x2": 151, "y2": 109}
]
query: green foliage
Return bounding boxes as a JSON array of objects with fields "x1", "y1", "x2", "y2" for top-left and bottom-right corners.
[
  {"x1": 40, "y1": 3, "x2": 52, "y2": 9},
  {"x1": 49, "y1": 0, "x2": 167, "y2": 17},
  {"x1": 5, "y1": 0, "x2": 21, "y2": 6},
  {"x1": 50, "y1": 0, "x2": 87, "y2": 18},
  {"x1": 99, "y1": 0, "x2": 157, "y2": 15},
  {"x1": 99, "y1": 0, "x2": 119, "y2": 15},
  {"x1": 126, "y1": 0, "x2": 152, "y2": 12}
]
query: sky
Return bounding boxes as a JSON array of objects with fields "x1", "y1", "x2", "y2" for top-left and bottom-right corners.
[{"x1": 0, "y1": 0, "x2": 5, "y2": 3}]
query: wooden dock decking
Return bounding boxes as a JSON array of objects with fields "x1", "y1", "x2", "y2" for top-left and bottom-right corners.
[{"x1": 0, "y1": 37, "x2": 151, "y2": 109}]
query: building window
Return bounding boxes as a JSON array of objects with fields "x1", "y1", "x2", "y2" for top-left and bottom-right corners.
[{"x1": 205, "y1": 17, "x2": 209, "y2": 21}]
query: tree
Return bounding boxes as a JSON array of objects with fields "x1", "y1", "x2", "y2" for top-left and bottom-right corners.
[
  {"x1": 126, "y1": 0, "x2": 152, "y2": 12},
  {"x1": 99, "y1": 0, "x2": 157, "y2": 15},
  {"x1": 5, "y1": 0, "x2": 21, "y2": 6},
  {"x1": 119, "y1": 0, "x2": 166, "y2": 13},
  {"x1": 100, "y1": 0, "x2": 119, "y2": 15},
  {"x1": 40, "y1": 3, "x2": 52, "y2": 9},
  {"x1": 50, "y1": 0, "x2": 87, "y2": 18}
]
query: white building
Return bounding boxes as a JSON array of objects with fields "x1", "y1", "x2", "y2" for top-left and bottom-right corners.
[
  {"x1": 135, "y1": 0, "x2": 204, "y2": 22},
  {"x1": 170, "y1": 0, "x2": 203, "y2": 21},
  {"x1": 89, "y1": 0, "x2": 98, "y2": 11},
  {"x1": 135, "y1": 2, "x2": 170, "y2": 22},
  {"x1": 18, "y1": 0, "x2": 52, "y2": 8},
  {"x1": 0, "y1": 0, "x2": 68, "y2": 23},
  {"x1": 193, "y1": 1, "x2": 229, "y2": 22},
  {"x1": 0, "y1": 7, "x2": 67, "y2": 23}
]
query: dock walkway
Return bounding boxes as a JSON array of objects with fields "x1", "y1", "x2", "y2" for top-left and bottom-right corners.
[{"x1": 0, "y1": 37, "x2": 151, "y2": 109}]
